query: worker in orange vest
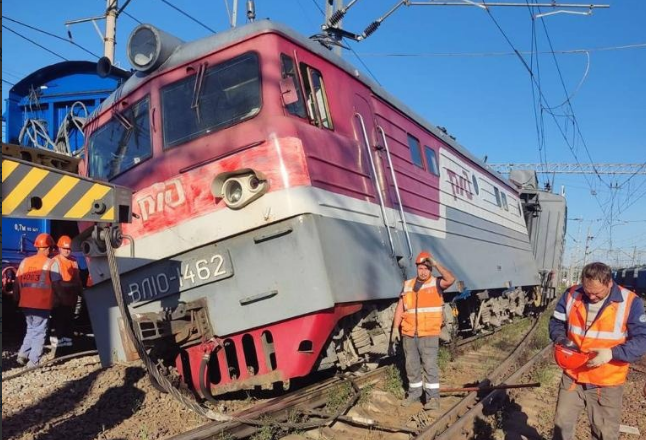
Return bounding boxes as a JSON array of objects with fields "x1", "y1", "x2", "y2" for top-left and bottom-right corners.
[
  {"x1": 550, "y1": 262, "x2": 646, "y2": 440},
  {"x1": 14, "y1": 233, "x2": 55, "y2": 367},
  {"x1": 392, "y1": 251, "x2": 455, "y2": 410},
  {"x1": 50, "y1": 235, "x2": 83, "y2": 347}
]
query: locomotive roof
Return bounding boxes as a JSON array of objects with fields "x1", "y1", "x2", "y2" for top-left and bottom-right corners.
[{"x1": 97, "y1": 20, "x2": 513, "y2": 189}]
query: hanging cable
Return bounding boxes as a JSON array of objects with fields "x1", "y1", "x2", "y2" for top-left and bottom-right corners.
[
  {"x1": 158, "y1": 0, "x2": 217, "y2": 33},
  {"x1": 2, "y1": 24, "x2": 68, "y2": 61},
  {"x1": 2, "y1": 16, "x2": 100, "y2": 59},
  {"x1": 54, "y1": 101, "x2": 90, "y2": 155}
]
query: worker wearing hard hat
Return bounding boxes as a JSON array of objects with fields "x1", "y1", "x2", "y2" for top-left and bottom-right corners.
[
  {"x1": 14, "y1": 233, "x2": 55, "y2": 367},
  {"x1": 549, "y1": 262, "x2": 646, "y2": 440},
  {"x1": 50, "y1": 235, "x2": 83, "y2": 348},
  {"x1": 392, "y1": 251, "x2": 455, "y2": 411}
]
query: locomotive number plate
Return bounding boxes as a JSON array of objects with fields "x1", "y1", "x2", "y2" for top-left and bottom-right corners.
[{"x1": 122, "y1": 245, "x2": 234, "y2": 306}]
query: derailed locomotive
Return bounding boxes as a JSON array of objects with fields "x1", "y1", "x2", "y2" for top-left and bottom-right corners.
[{"x1": 79, "y1": 21, "x2": 566, "y2": 397}]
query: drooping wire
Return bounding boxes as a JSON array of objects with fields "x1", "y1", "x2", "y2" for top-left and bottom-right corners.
[
  {"x1": 158, "y1": 0, "x2": 217, "y2": 34},
  {"x1": 2, "y1": 79, "x2": 15, "y2": 86},
  {"x1": 2, "y1": 15, "x2": 100, "y2": 59},
  {"x1": 484, "y1": 6, "x2": 612, "y2": 233},
  {"x1": 2, "y1": 24, "x2": 68, "y2": 61}
]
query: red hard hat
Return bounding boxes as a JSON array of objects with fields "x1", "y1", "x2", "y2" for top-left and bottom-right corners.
[
  {"x1": 34, "y1": 233, "x2": 55, "y2": 248},
  {"x1": 57, "y1": 235, "x2": 73, "y2": 249},
  {"x1": 415, "y1": 251, "x2": 432, "y2": 266},
  {"x1": 554, "y1": 344, "x2": 590, "y2": 370}
]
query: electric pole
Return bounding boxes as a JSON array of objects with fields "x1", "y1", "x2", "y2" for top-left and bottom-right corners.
[
  {"x1": 582, "y1": 224, "x2": 594, "y2": 268},
  {"x1": 325, "y1": 0, "x2": 344, "y2": 56},
  {"x1": 105, "y1": 0, "x2": 118, "y2": 63}
]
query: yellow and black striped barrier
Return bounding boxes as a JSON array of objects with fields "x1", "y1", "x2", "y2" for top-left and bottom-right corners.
[{"x1": 2, "y1": 157, "x2": 132, "y2": 223}]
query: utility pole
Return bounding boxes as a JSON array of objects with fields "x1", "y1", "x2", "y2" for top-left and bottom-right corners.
[
  {"x1": 632, "y1": 246, "x2": 638, "y2": 266},
  {"x1": 582, "y1": 224, "x2": 594, "y2": 268},
  {"x1": 104, "y1": 0, "x2": 118, "y2": 63},
  {"x1": 325, "y1": 0, "x2": 344, "y2": 56},
  {"x1": 567, "y1": 218, "x2": 583, "y2": 285},
  {"x1": 65, "y1": 0, "x2": 122, "y2": 64}
]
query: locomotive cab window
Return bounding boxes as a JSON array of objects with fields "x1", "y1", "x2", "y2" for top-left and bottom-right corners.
[
  {"x1": 88, "y1": 96, "x2": 152, "y2": 180},
  {"x1": 407, "y1": 134, "x2": 423, "y2": 168},
  {"x1": 299, "y1": 63, "x2": 333, "y2": 129},
  {"x1": 423, "y1": 146, "x2": 439, "y2": 175},
  {"x1": 501, "y1": 192, "x2": 509, "y2": 211},
  {"x1": 472, "y1": 174, "x2": 479, "y2": 195},
  {"x1": 494, "y1": 187, "x2": 502, "y2": 207},
  {"x1": 280, "y1": 54, "x2": 307, "y2": 118},
  {"x1": 161, "y1": 52, "x2": 261, "y2": 149}
]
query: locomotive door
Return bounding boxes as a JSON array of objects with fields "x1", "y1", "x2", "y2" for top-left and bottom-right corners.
[{"x1": 352, "y1": 94, "x2": 411, "y2": 265}]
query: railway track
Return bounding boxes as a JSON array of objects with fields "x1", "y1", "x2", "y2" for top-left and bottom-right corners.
[{"x1": 167, "y1": 315, "x2": 551, "y2": 440}]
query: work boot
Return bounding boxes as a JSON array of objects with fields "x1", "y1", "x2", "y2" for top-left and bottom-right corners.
[
  {"x1": 401, "y1": 395, "x2": 421, "y2": 407},
  {"x1": 424, "y1": 398, "x2": 440, "y2": 410},
  {"x1": 16, "y1": 355, "x2": 28, "y2": 366},
  {"x1": 58, "y1": 337, "x2": 73, "y2": 347}
]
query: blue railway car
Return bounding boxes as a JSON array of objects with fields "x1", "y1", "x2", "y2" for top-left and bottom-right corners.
[{"x1": 2, "y1": 61, "x2": 129, "y2": 293}]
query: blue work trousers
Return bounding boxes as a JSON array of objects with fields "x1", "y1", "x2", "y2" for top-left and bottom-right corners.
[
  {"x1": 403, "y1": 335, "x2": 440, "y2": 399},
  {"x1": 18, "y1": 308, "x2": 50, "y2": 366}
]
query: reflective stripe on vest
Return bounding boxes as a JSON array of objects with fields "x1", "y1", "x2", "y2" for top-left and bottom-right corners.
[
  {"x1": 563, "y1": 284, "x2": 635, "y2": 386},
  {"x1": 401, "y1": 277, "x2": 443, "y2": 337},
  {"x1": 17, "y1": 255, "x2": 54, "y2": 310}
]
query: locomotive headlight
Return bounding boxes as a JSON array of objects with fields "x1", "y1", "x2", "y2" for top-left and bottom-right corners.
[
  {"x1": 127, "y1": 24, "x2": 183, "y2": 73},
  {"x1": 212, "y1": 170, "x2": 269, "y2": 210},
  {"x1": 223, "y1": 180, "x2": 244, "y2": 205}
]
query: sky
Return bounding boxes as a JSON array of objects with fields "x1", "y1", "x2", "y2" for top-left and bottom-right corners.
[{"x1": 2, "y1": 0, "x2": 645, "y2": 268}]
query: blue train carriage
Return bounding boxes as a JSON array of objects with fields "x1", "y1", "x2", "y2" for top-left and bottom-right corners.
[{"x1": 2, "y1": 61, "x2": 129, "y2": 297}]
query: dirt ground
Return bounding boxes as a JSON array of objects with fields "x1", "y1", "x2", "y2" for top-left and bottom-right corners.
[{"x1": 3, "y1": 314, "x2": 644, "y2": 440}]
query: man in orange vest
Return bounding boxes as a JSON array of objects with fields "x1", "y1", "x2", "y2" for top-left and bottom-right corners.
[
  {"x1": 549, "y1": 262, "x2": 646, "y2": 440},
  {"x1": 14, "y1": 233, "x2": 55, "y2": 367},
  {"x1": 392, "y1": 251, "x2": 455, "y2": 410},
  {"x1": 50, "y1": 235, "x2": 83, "y2": 347}
]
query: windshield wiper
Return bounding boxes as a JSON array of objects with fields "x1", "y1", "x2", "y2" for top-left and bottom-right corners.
[{"x1": 191, "y1": 62, "x2": 208, "y2": 122}]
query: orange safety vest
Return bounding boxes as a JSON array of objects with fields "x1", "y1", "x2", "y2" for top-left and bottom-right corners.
[
  {"x1": 17, "y1": 254, "x2": 54, "y2": 310},
  {"x1": 564, "y1": 285, "x2": 637, "y2": 386},
  {"x1": 53, "y1": 254, "x2": 82, "y2": 307},
  {"x1": 401, "y1": 277, "x2": 443, "y2": 337}
]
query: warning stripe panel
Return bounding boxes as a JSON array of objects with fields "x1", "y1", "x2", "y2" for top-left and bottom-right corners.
[{"x1": 2, "y1": 158, "x2": 132, "y2": 222}]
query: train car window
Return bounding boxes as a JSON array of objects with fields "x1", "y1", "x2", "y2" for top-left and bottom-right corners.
[
  {"x1": 501, "y1": 192, "x2": 509, "y2": 211},
  {"x1": 423, "y1": 146, "x2": 439, "y2": 175},
  {"x1": 161, "y1": 52, "x2": 261, "y2": 149},
  {"x1": 471, "y1": 174, "x2": 479, "y2": 195},
  {"x1": 299, "y1": 63, "x2": 333, "y2": 129},
  {"x1": 494, "y1": 187, "x2": 502, "y2": 207},
  {"x1": 407, "y1": 134, "x2": 423, "y2": 168},
  {"x1": 88, "y1": 96, "x2": 152, "y2": 180},
  {"x1": 280, "y1": 54, "x2": 307, "y2": 118}
]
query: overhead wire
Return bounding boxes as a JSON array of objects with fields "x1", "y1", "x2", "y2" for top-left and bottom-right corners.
[
  {"x1": 2, "y1": 15, "x2": 100, "y2": 59},
  {"x1": 484, "y1": 4, "x2": 614, "y2": 245},
  {"x1": 355, "y1": 43, "x2": 646, "y2": 58},
  {"x1": 3, "y1": 79, "x2": 16, "y2": 86},
  {"x1": 2, "y1": 24, "x2": 68, "y2": 61},
  {"x1": 158, "y1": 0, "x2": 217, "y2": 33}
]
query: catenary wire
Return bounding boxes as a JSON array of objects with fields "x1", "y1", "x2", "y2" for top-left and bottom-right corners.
[
  {"x1": 2, "y1": 24, "x2": 68, "y2": 61},
  {"x1": 158, "y1": 0, "x2": 217, "y2": 33},
  {"x1": 2, "y1": 15, "x2": 100, "y2": 59}
]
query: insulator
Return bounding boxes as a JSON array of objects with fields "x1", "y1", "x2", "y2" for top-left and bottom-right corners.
[
  {"x1": 329, "y1": 10, "x2": 345, "y2": 26},
  {"x1": 363, "y1": 21, "x2": 380, "y2": 38}
]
